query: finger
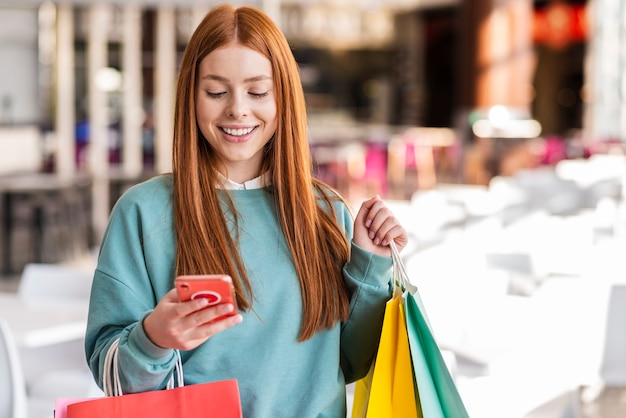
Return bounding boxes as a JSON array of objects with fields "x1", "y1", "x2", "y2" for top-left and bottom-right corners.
[
  {"x1": 361, "y1": 200, "x2": 408, "y2": 249},
  {"x1": 164, "y1": 287, "x2": 202, "y2": 319},
  {"x1": 163, "y1": 288, "x2": 182, "y2": 302},
  {"x1": 354, "y1": 195, "x2": 382, "y2": 227},
  {"x1": 379, "y1": 223, "x2": 406, "y2": 247},
  {"x1": 183, "y1": 314, "x2": 243, "y2": 350},
  {"x1": 367, "y1": 215, "x2": 395, "y2": 245},
  {"x1": 366, "y1": 205, "x2": 394, "y2": 241},
  {"x1": 181, "y1": 307, "x2": 243, "y2": 349},
  {"x1": 174, "y1": 296, "x2": 212, "y2": 319},
  {"x1": 187, "y1": 303, "x2": 238, "y2": 327},
  {"x1": 201, "y1": 311, "x2": 243, "y2": 333}
]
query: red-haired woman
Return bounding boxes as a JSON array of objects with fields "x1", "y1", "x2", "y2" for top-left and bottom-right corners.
[{"x1": 85, "y1": 4, "x2": 407, "y2": 417}]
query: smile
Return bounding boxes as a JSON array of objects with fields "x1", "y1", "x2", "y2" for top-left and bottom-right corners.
[{"x1": 221, "y1": 126, "x2": 256, "y2": 136}]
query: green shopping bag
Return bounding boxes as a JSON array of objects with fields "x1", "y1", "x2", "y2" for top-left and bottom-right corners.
[{"x1": 404, "y1": 291, "x2": 469, "y2": 418}]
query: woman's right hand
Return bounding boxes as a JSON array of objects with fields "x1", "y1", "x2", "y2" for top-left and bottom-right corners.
[{"x1": 143, "y1": 288, "x2": 243, "y2": 351}]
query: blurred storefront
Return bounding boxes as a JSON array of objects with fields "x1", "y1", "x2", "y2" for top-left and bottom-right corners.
[{"x1": 0, "y1": 0, "x2": 625, "y2": 252}]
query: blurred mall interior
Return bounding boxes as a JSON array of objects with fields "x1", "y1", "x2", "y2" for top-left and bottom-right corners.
[{"x1": 2, "y1": 0, "x2": 626, "y2": 417}]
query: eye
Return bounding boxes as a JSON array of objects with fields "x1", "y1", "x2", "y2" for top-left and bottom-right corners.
[
  {"x1": 205, "y1": 90, "x2": 226, "y2": 98},
  {"x1": 249, "y1": 91, "x2": 269, "y2": 98}
]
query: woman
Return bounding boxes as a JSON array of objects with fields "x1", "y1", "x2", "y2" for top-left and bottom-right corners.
[{"x1": 85, "y1": 4, "x2": 408, "y2": 417}]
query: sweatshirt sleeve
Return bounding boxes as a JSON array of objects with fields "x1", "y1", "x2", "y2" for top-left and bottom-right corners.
[
  {"x1": 87, "y1": 271, "x2": 178, "y2": 393},
  {"x1": 84, "y1": 177, "x2": 179, "y2": 393},
  {"x1": 337, "y1": 204, "x2": 393, "y2": 383}
]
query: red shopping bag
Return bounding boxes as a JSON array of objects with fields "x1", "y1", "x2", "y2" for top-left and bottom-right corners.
[
  {"x1": 55, "y1": 339, "x2": 242, "y2": 418},
  {"x1": 61, "y1": 379, "x2": 241, "y2": 418}
]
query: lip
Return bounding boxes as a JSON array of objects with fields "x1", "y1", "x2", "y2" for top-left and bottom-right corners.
[{"x1": 219, "y1": 125, "x2": 258, "y2": 142}]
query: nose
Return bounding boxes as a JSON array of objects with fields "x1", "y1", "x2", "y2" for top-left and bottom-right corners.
[{"x1": 227, "y1": 92, "x2": 248, "y2": 119}]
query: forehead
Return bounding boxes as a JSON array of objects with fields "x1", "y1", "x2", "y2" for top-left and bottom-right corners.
[{"x1": 198, "y1": 43, "x2": 272, "y2": 80}]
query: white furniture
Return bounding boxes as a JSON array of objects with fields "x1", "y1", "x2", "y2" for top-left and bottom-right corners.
[
  {"x1": 0, "y1": 291, "x2": 101, "y2": 415},
  {"x1": 600, "y1": 284, "x2": 626, "y2": 385},
  {"x1": 18, "y1": 263, "x2": 93, "y2": 303},
  {"x1": 14, "y1": 261, "x2": 98, "y2": 398},
  {"x1": 0, "y1": 317, "x2": 90, "y2": 418},
  {"x1": 0, "y1": 293, "x2": 88, "y2": 349},
  {"x1": 0, "y1": 318, "x2": 28, "y2": 418}
]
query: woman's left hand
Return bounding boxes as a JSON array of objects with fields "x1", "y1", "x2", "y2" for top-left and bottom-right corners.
[{"x1": 352, "y1": 195, "x2": 408, "y2": 257}]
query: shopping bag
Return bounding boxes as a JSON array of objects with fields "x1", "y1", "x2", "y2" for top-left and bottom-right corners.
[
  {"x1": 64, "y1": 379, "x2": 241, "y2": 418},
  {"x1": 352, "y1": 241, "x2": 470, "y2": 418},
  {"x1": 55, "y1": 398, "x2": 88, "y2": 418},
  {"x1": 368, "y1": 296, "x2": 419, "y2": 416},
  {"x1": 404, "y1": 292, "x2": 469, "y2": 418},
  {"x1": 351, "y1": 364, "x2": 373, "y2": 418},
  {"x1": 351, "y1": 281, "x2": 419, "y2": 417},
  {"x1": 56, "y1": 339, "x2": 242, "y2": 418},
  {"x1": 391, "y1": 241, "x2": 470, "y2": 418}
]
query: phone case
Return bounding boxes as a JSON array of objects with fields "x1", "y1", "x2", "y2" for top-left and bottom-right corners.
[{"x1": 175, "y1": 274, "x2": 237, "y2": 310}]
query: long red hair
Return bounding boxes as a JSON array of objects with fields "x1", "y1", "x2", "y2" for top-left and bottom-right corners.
[{"x1": 172, "y1": 4, "x2": 350, "y2": 341}]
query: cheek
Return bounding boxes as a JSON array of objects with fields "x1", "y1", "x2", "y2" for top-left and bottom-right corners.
[
  {"x1": 262, "y1": 103, "x2": 278, "y2": 127},
  {"x1": 196, "y1": 96, "x2": 221, "y2": 121},
  {"x1": 195, "y1": 100, "x2": 205, "y2": 123},
  {"x1": 195, "y1": 105, "x2": 215, "y2": 140}
]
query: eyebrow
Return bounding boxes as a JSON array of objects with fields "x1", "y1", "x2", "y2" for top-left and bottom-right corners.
[{"x1": 200, "y1": 74, "x2": 272, "y2": 83}]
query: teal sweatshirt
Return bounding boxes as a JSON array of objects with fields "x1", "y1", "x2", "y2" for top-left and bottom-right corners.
[{"x1": 85, "y1": 174, "x2": 392, "y2": 418}]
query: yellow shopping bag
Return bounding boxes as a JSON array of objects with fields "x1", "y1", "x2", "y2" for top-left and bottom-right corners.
[{"x1": 352, "y1": 294, "x2": 419, "y2": 418}]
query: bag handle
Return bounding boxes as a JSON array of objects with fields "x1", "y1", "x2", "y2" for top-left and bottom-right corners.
[
  {"x1": 390, "y1": 241, "x2": 417, "y2": 295},
  {"x1": 391, "y1": 241, "x2": 436, "y2": 332},
  {"x1": 102, "y1": 338, "x2": 184, "y2": 397}
]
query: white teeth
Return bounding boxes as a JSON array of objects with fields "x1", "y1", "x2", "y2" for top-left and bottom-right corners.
[{"x1": 222, "y1": 127, "x2": 254, "y2": 136}]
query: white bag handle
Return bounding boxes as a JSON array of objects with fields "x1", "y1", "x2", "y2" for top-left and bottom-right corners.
[
  {"x1": 102, "y1": 338, "x2": 184, "y2": 397},
  {"x1": 390, "y1": 240, "x2": 417, "y2": 295}
]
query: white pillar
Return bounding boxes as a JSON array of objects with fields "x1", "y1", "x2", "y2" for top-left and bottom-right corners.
[
  {"x1": 122, "y1": 5, "x2": 144, "y2": 178},
  {"x1": 55, "y1": 4, "x2": 75, "y2": 180},
  {"x1": 88, "y1": 3, "x2": 111, "y2": 243},
  {"x1": 586, "y1": 0, "x2": 626, "y2": 141},
  {"x1": 154, "y1": 7, "x2": 176, "y2": 174}
]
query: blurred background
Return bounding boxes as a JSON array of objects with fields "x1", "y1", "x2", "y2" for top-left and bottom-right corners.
[{"x1": 1, "y1": 0, "x2": 626, "y2": 417}]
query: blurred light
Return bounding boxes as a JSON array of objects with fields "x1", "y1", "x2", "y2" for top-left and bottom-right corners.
[
  {"x1": 487, "y1": 105, "x2": 511, "y2": 128},
  {"x1": 472, "y1": 119, "x2": 542, "y2": 139},
  {"x1": 94, "y1": 67, "x2": 122, "y2": 92}
]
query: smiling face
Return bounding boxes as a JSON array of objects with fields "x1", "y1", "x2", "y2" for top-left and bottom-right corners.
[{"x1": 195, "y1": 42, "x2": 277, "y2": 183}]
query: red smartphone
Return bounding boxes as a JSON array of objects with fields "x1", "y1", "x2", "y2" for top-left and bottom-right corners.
[{"x1": 175, "y1": 274, "x2": 238, "y2": 321}]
